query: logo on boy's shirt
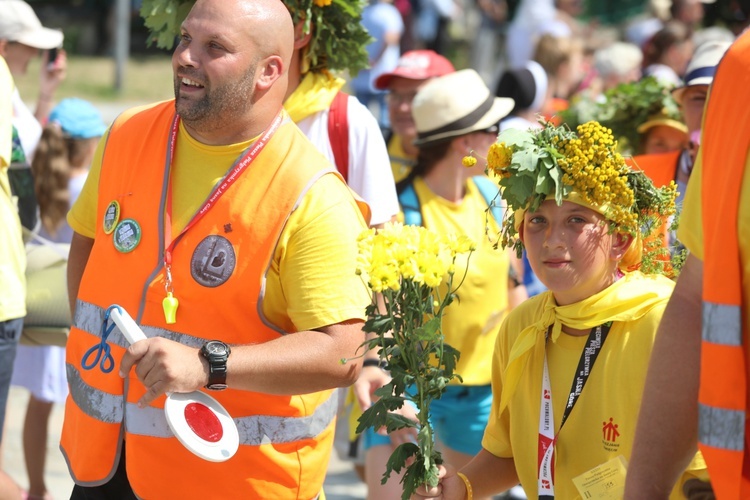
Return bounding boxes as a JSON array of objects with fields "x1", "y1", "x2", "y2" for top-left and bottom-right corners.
[{"x1": 602, "y1": 417, "x2": 621, "y2": 451}]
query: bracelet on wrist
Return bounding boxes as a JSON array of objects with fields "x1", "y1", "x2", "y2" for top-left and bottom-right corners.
[
  {"x1": 457, "y1": 472, "x2": 473, "y2": 500},
  {"x1": 362, "y1": 358, "x2": 388, "y2": 370}
]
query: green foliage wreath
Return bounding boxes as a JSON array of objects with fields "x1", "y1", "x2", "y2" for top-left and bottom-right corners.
[{"x1": 139, "y1": 0, "x2": 371, "y2": 75}]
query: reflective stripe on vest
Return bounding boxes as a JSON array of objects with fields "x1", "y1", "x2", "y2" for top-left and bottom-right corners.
[
  {"x1": 699, "y1": 403, "x2": 745, "y2": 451},
  {"x1": 698, "y1": 31, "x2": 750, "y2": 499},
  {"x1": 69, "y1": 300, "x2": 338, "y2": 445},
  {"x1": 702, "y1": 302, "x2": 743, "y2": 346}
]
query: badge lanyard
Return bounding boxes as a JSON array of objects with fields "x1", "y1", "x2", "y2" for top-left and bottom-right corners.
[
  {"x1": 537, "y1": 322, "x2": 612, "y2": 499},
  {"x1": 161, "y1": 113, "x2": 283, "y2": 324}
]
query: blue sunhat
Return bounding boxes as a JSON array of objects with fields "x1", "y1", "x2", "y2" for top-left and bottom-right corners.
[{"x1": 48, "y1": 98, "x2": 107, "y2": 139}]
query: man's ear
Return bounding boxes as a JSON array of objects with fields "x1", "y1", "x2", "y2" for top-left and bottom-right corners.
[
  {"x1": 0, "y1": 39, "x2": 8, "y2": 57},
  {"x1": 293, "y1": 20, "x2": 313, "y2": 50},
  {"x1": 611, "y1": 231, "x2": 634, "y2": 261},
  {"x1": 255, "y1": 55, "x2": 284, "y2": 91}
]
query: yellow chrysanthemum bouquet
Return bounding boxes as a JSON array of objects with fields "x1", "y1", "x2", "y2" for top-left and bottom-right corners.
[
  {"x1": 350, "y1": 222, "x2": 475, "y2": 499},
  {"x1": 467, "y1": 120, "x2": 680, "y2": 276}
]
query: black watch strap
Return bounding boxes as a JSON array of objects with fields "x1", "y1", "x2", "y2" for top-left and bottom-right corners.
[{"x1": 202, "y1": 341, "x2": 231, "y2": 390}]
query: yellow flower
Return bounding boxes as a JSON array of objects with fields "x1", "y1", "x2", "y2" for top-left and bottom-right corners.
[
  {"x1": 313, "y1": 0, "x2": 332, "y2": 6},
  {"x1": 486, "y1": 142, "x2": 513, "y2": 177},
  {"x1": 462, "y1": 155, "x2": 477, "y2": 168}
]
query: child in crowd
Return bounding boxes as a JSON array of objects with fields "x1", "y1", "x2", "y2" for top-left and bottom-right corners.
[
  {"x1": 11, "y1": 98, "x2": 106, "y2": 500},
  {"x1": 413, "y1": 120, "x2": 707, "y2": 499}
]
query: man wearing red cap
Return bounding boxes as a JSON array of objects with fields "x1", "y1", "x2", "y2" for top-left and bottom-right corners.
[{"x1": 373, "y1": 50, "x2": 455, "y2": 182}]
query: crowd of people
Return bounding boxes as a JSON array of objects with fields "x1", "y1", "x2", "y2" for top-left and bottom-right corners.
[{"x1": 0, "y1": 0, "x2": 749, "y2": 498}]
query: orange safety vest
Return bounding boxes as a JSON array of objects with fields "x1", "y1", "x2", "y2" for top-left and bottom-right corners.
[
  {"x1": 629, "y1": 150, "x2": 681, "y2": 189},
  {"x1": 61, "y1": 101, "x2": 368, "y2": 499},
  {"x1": 698, "y1": 31, "x2": 750, "y2": 499},
  {"x1": 626, "y1": 151, "x2": 682, "y2": 275}
]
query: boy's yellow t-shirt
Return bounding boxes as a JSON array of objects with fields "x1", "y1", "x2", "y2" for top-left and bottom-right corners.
[
  {"x1": 482, "y1": 274, "x2": 708, "y2": 499},
  {"x1": 69, "y1": 122, "x2": 370, "y2": 332}
]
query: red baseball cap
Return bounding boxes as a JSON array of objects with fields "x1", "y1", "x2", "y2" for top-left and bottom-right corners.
[{"x1": 373, "y1": 50, "x2": 455, "y2": 90}]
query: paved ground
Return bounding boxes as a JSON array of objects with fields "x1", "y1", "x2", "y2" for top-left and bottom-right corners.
[{"x1": 3, "y1": 386, "x2": 367, "y2": 499}]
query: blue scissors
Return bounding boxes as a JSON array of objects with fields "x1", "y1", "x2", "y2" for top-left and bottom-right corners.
[{"x1": 81, "y1": 305, "x2": 123, "y2": 374}]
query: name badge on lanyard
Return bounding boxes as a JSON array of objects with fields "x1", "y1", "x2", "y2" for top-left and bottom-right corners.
[{"x1": 537, "y1": 322, "x2": 612, "y2": 499}]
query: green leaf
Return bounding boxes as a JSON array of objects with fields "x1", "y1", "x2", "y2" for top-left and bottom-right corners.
[
  {"x1": 497, "y1": 128, "x2": 534, "y2": 148},
  {"x1": 535, "y1": 171, "x2": 553, "y2": 195},
  {"x1": 412, "y1": 316, "x2": 440, "y2": 341},
  {"x1": 385, "y1": 412, "x2": 418, "y2": 432},
  {"x1": 442, "y1": 344, "x2": 460, "y2": 377},
  {"x1": 514, "y1": 148, "x2": 538, "y2": 172},
  {"x1": 383, "y1": 441, "x2": 419, "y2": 478}
]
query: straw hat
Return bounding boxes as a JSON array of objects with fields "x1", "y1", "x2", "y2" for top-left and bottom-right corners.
[
  {"x1": 672, "y1": 41, "x2": 732, "y2": 103},
  {"x1": 412, "y1": 69, "x2": 514, "y2": 146}
]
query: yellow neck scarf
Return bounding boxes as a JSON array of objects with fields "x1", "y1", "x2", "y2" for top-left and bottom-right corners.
[
  {"x1": 283, "y1": 71, "x2": 346, "y2": 124},
  {"x1": 498, "y1": 271, "x2": 673, "y2": 415}
]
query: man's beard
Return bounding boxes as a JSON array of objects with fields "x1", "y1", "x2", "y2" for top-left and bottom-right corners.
[{"x1": 174, "y1": 63, "x2": 257, "y2": 130}]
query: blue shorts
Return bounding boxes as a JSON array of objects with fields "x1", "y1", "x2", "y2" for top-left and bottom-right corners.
[{"x1": 363, "y1": 384, "x2": 492, "y2": 456}]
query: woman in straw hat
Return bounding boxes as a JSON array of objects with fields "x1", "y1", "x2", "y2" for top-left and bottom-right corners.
[
  {"x1": 363, "y1": 69, "x2": 525, "y2": 499},
  {"x1": 412, "y1": 119, "x2": 708, "y2": 499}
]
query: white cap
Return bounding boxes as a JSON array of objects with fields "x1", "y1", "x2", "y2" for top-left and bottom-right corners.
[
  {"x1": 0, "y1": 0, "x2": 63, "y2": 50},
  {"x1": 672, "y1": 40, "x2": 732, "y2": 103}
]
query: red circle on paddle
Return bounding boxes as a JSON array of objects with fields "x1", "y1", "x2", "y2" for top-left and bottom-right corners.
[{"x1": 184, "y1": 402, "x2": 223, "y2": 443}]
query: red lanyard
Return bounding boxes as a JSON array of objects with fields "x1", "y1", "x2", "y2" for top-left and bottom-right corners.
[
  {"x1": 537, "y1": 322, "x2": 611, "y2": 499},
  {"x1": 160, "y1": 112, "x2": 283, "y2": 323}
]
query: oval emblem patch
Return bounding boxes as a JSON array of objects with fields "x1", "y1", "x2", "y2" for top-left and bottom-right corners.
[{"x1": 191, "y1": 235, "x2": 236, "y2": 287}]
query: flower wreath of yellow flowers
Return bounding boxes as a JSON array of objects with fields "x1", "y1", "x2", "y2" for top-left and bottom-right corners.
[{"x1": 464, "y1": 120, "x2": 679, "y2": 276}]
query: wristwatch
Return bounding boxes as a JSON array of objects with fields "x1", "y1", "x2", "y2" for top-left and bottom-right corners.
[{"x1": 200, "y1": 340, "x2": 231, "y2": 390}]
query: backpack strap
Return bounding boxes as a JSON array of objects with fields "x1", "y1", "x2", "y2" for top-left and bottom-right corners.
[
  {"x1": 398, "y1": 175, "x2": 502, "y2": 228},
  {"x1": 328, "y1": 91, "x2": 350, "y2": 182},
  {"x1": 396, "y1": 177, "x2": 423, "y2": 226},
  {"x1": 471, "y1": 175, "x2": 503, "y2": 223}
]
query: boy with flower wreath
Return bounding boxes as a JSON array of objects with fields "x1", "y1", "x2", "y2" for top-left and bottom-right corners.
[{"x1": 413, "y1": 121, "x2": 708, "y2": 499}]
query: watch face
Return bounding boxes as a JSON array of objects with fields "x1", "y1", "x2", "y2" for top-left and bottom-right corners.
[{"x1": 207, "y1": 342, "x2": 225, "y2": 355}]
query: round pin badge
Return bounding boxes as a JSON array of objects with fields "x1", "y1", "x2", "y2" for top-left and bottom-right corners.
[
  {"x1": 103, "y1": 200, "x2": 121, "y2": 235},
  {"x1": 164, "y1": 391, "x2": 240, "y2": 462},
  {"x1": 113, "y1": 219, "x2": 142, "y2": 253}
]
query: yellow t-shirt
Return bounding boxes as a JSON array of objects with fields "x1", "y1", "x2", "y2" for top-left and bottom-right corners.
[
  {"x1": 388, "y1": 134, "x2": 415, "y2": 184},
  {"x1": 0, "y1": 55, "x2": 26, "y2": 322},
  {"x1": 403, "y1": 177, "x2": 509, "y2": 385},
  {"x1": 69, "y1": 121, "x2": 371, "y2": 332},
  {"x1": 482, "y1": 275, "x2": 707, "y2": 499}
]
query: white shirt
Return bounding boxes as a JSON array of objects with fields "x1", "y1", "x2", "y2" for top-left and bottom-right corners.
[
  {"x1": 296, "y1": 95, "x2": 399, "y2": 226},
  {"x1": 12, "y1": 89, "x2": 42, "y2": 160}
]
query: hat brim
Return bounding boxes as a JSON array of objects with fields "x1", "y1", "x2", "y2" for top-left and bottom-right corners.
[
  {"x1": 671, "y1": 80, "x2": 711, "y2": 104},
  {"x1": 16, "y1": 27, "x2": 63, "y2": 50},
  {"x1": 374, "y1": 71, "x2": 428, "y2": 90},
  {"x1": 414, "y1": 97, "x2": 515, "y2": 146},
  {"x1": 637, "y1": 118, "x2": 688, "y2": 134}
]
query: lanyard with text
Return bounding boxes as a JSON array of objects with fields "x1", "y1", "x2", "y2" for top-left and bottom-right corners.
[
  {"x1": 537, "y1": 322, "x2": 612, "y2": 499},
  {"x1": 160, "y1": 112, "x2": 283, "y2": 324}
]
